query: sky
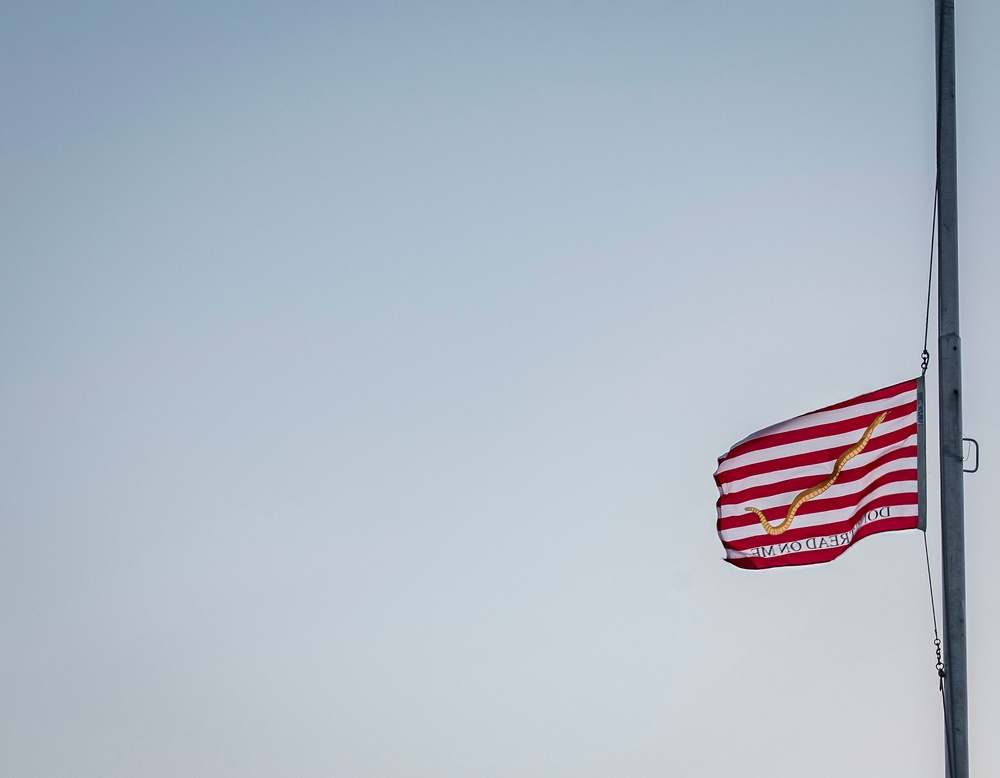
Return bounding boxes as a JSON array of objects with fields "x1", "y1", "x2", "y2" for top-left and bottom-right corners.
[{"x1": 3, "y1": 2, "x2": 1000, "y2": 776}]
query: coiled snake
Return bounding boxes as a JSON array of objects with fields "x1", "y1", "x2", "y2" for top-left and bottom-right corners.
[{"x1": 745, "y1": 411, "x2": 887, "y2": 536}]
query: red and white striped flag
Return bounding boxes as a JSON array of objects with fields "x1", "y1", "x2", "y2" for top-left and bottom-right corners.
[{"x1": 715, "y1": 378, "x2": 926, "y2": 569}]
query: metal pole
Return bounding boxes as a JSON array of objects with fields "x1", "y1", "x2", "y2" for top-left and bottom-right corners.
[{"x1": 935, "y1": 1, "x2": 968, "y2": 776}]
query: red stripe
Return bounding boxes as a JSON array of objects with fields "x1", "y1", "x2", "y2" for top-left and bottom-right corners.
[
  {"x1": 717, "y1": 468, "x2": 918, "y2": 532},
  {"x1": 724, "y1": 515, "x2": 918, "y2": 569},
  {"x1": 723, "y1": 397, "x2": 916, "y2": 462},
  {"x1": 718, "y1": 416, "x2": 917, "y2": 482},
  {"x1": 716, "y1": 467, "x2": 917, "y2": 531},
  {"x1": 809, "y1": 379, "x2": 917, "y2": 415},
  {"x1": 718, "y1": 444, "x2": 917, "y2": 507},
  {"x1": 720, "y1": 492, "x2": 918, "y2": 551},
  {"x1": 721, "y1": 380, "x2": 916, "y2": 461},
  {"x1": 716, "y1": 424, "x2": 917, "y2": 486},
  {"x1": 721, "y1": 492, "x2": 918, "y2": 550}
]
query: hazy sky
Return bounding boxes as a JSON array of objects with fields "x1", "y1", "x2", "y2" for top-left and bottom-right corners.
[{"x1": 4, "y1": 2, "x2": 1000, "y2": 776}]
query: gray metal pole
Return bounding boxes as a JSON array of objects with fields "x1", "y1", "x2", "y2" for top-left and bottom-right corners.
[{"x1": 934, "y1": 1, "x2": 968, "y2": 776}]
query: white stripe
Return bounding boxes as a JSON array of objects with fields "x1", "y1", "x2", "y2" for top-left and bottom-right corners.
[
  {"x1": 719, "y1": 480, "x2": 919, "y2": 542},
  {"x1": 727, "y1": 387, "x2": 916, "y2": 450},
  {"x1": 716, "y1": 411, "x2": 916, "y2": 476},
  {"x1": 716, "y1": 455, "x2": 918, "y2": 520},
  {"x1": 719, "y1": 437, "x2": 918, "y2": 498},
  {"x1": 719, "y1": 480, "x2": 919, "y2": 540},
  {"x1": 718, "y1": 432, "x2": 918, "y2": 497},
  {"x1": 724, "y1": 505, "x2": 920, "y2": 558}
]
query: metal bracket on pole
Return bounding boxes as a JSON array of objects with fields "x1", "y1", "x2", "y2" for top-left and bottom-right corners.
[{"x1": 962, "y1": 438, "x2": 979, "y2": 473}]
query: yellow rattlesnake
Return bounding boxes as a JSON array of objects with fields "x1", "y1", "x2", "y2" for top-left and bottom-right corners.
[{"x1": 745, "y1": 411, "x2": 887, "y2": 536}]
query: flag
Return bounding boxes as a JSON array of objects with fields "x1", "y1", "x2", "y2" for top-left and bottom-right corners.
[{"x1": 714, "y1": 378, "x2": 925, "y2": 569}]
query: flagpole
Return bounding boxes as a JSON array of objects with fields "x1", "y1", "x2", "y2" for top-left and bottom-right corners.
[{"x1": 934, "y1": 1, "x2": 968, "y2": 776}]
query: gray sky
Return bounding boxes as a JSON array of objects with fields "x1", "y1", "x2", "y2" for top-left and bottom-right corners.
[{"x1": 3, "y1": 2, "x2": 1000, "y2": 776}]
